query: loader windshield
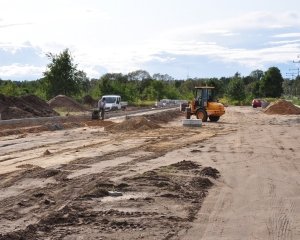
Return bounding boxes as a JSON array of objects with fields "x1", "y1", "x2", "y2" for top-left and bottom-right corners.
[{"x1": 195, "y1": 88, "x2": 214, "y2": 106}]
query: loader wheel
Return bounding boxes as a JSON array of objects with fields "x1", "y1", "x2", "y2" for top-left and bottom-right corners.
[
  {"x1": 196, "y1": 109, "x2": 207, "y2": 122},
  {"x1": 209, "y1": 116, "x2": 220, "y2": 122}
]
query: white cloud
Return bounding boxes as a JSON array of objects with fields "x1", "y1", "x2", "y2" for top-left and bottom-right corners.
[
  {"x1": 0, "y1": 64, "x2": 44, "y2": 78},
  {"x1": 203, "y1": 30, "x2": 230, "y2": 34},
  {"x1": 267, "y1": 25, "x2": 292, "y2": 29},
  {"x1": 161, "y1": 11, "x2": 300, "y2": 42},
  {"x1": 272, "y1": 33, "x2": 300, "y2": 38},
  {"x1": 267, "y1": 39, "x2": 300, "y2": 45},
  {"x1": 0, "y1": 22, "x2": 32, "y2": 29}
]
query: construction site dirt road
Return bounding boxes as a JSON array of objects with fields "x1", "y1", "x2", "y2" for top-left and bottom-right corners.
[{"x1": 0, "y1": 106, "x2": 300, "y2": 239}]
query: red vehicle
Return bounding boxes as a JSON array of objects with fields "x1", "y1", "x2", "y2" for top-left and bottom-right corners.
[{"x1": 252, "y1": 99, "x2": 262, "y2": 108}]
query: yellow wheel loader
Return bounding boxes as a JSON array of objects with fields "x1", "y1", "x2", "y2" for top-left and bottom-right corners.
[{"x1": 183, "y1": 86, "x2": 225, "y2": 122}]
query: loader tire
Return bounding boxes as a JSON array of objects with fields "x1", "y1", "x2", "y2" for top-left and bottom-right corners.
[
  {"x1": 209, "y1": 116, "x2": 220, "y2": 122},
  {"x1": 196, "y1": 109, "x2": 207, "y2": 122}
]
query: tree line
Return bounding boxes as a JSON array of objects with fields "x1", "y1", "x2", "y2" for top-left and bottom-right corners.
[{"x1": 1, "y1": 48, "x2": 299, "y2": 104}]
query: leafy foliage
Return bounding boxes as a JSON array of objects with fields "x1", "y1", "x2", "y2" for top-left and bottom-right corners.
[
  {"x1": 260, "y1": 67, "x2": 283, "y2": 97},
  {"x1": 149, "y1": 80, "x2": 166, "y2": 101},
  {"x1": 1, "y1": 81, "x2": 19, "y2": 96},
  {"x1": 227, "y1": 75, "x2": 246, "y2": 103},
  {"x1": 43, "y1": 49, "x2": 85, "y2": 99},
  {"x1": 250, "y1": 69, "x2": 264, "y2": 81}
]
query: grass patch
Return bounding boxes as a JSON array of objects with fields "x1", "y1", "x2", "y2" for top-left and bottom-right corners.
[
  {"x1": 53, "y1": 108, "x2": 90, "y2": 116},
  {"x1": 159, "y1": 165, "x2": 174, "y2": 173},
  {"x1": 129, "y1": 100, "x2": 156, "y2": 107}
]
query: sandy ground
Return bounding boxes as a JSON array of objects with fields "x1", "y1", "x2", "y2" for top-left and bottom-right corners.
[{"x1": 0, "y1": 106, "x2": 300, "y2": 239}]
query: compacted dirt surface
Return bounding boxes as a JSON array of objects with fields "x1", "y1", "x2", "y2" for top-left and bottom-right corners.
[{"x1": 0, "y1": 106, "x2": 300, "y2": 240}]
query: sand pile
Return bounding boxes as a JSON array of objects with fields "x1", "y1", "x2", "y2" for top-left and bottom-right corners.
[
  {"x1": 0, "y1": 94, "x2": 59, "y2": 120},
  {"x1": 48, "y1": 95, "x2": 90, "y2": 112},
  {"x1": 263, "y1": 99, "x2": 300, "y2": 115},
  {"x1": 105, "y1": 116, "x2": 161, "y2": 132},
  {"x1": 83, "y1": 95, "x2": 98, "y2": 108},
  {"x1": 144, "y1": 110, "x2": 184, "y2": 123}
]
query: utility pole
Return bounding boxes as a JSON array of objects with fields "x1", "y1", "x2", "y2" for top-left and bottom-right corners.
[
  {"x1": 289, "y1": 68, "x2": 300, "y2": 77},
  {"x1": 289, "y1": 55, "x2": 300, "y2": 96},
  {"x1": 286, "y1": 72, "x2": 296, "y2": 80},
  {"x1": 286, "y1": 73, "x2": 296, "y2": 95},
  {"x1": 293, "y1": 54, "x2": 300, "y2": 63}
]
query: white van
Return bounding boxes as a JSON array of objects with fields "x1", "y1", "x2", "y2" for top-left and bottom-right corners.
[{"x1": 102, "y1": 95, "x2": 127, "y2": 111}]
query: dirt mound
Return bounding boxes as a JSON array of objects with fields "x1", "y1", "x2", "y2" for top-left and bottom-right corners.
[
  {"x1": 83, "y1": 95, "x2": 98, "y2": 108},
  {"x1": 104, "y1": 116, "x2": 161, "y2": 132},
  {"x1": 263, "y1": 99, "x2": 300, "y2": 115},
  {"x1": 199, "y1": 167, "x2": 220, "y2": 179},
  {"x1": 0, "y1": 94, "x2": 59, "y2": 120},
  {"x1": 144, "y1": 109, "x2": 184, "y2": 123},
  {"x1": 48, "y1": 95, "x2": 90, "y2": 112},
  {"x1": 171, "y1": 160, "x2": 201, "y2": 170}
]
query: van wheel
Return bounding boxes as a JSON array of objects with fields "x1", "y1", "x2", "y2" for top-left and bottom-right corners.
[{"x1": 196, "y1": 109, "x2": 207, "y2": 122}]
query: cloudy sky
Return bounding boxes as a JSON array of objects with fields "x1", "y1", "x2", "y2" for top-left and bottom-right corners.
[{"x1": 1, "y1": 0, "x2": 300, "y2": 81}]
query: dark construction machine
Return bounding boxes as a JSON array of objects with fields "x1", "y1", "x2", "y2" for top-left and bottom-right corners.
[{"x1": 183, "y1": 86, "x2": 225, "y2": 122}]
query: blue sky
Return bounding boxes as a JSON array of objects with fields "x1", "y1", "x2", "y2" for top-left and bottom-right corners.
[{"x1": 1, "y1": 0, "x2": 300, "y2": 81}]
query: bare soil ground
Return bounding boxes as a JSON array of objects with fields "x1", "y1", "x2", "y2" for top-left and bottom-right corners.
[{"x1": 0, "y1": 106, "x2": 300, "y2": 239}]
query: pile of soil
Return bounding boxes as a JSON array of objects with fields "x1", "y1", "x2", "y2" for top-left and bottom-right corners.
[
  {"x1": 105, "y1": 116, "x2": 161, "y2": 132},
  {"x1": 144, "y1": 109, "x2": 184, "y2": 123},
  {"x1": 263, "y1": 99, "x2": 300, "y2": 115},
  {"x1": 48, "y1": 95, "x2": 90, "y2": 112},
  {"x1": 83, "y1": 95, "x2": 98, "y2": 108},
  {"x1": 0, "y1": 94, "x2": 59, "y2": 120}
]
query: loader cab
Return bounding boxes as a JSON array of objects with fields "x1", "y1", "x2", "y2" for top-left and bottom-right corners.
[{"x1": 195, "y1": 87, "x2": 214, "y2": 108}]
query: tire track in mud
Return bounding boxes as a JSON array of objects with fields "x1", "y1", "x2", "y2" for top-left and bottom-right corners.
[
  {"x1": 236, "y1": 116, "x2": 298, "y2": 239},
  {"x1": 0, "y1": 125, "x2": 226, "y2": 176},
  {"x1": 263, "y1": 124, "x2": 300, "y2": 240},
  {"x1": 198, "y1": 109, "x2": 300, "y2": 240},
  {"x1": 195, "y1": 108, "x2": 245, "y2": 239},
  {"x1": 192, "y1": 108, "x2": 280, "y2": 239}
]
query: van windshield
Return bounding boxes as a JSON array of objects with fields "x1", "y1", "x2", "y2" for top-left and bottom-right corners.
[{"x1": 105, "y1": 97, "x2": 116, "y2": 103}]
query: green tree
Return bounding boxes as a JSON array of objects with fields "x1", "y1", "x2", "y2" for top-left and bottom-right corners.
[
  {"x1": 101, "y1": 73, "x2": 128, "y2": 84},
  {"x1": 293, "y1": 75, "x2": 300, "y2": 96},
  {"x1": 165, "y1": 86, "x2": 181, "y2": 99},
  {"x1": 174, "y1": 80, "x2": 184, "y2": 88},
  {"x1": 282, "y1": 79, "x2": 291, "y2": 95},
  {"x1": 43, "y1": 48, "x2": 84, "y2": 99},
  {"x1": 227, "y1": 76, "x2": 246, "y2": 104},
  {"x1": 152, "y1": 73, "x2": 174, "y2": 81},
  {"x1": 252, "y1": 81, "x2": 261, "y2": 97},
  {"x1": 206, "y1": 78, "x2": 225, "y2": 98},
  {"x1": 260, "y1": 67, "x2": 283, "y2": 97},
  {"x1": 128, "y1": 70, "x2": 151, "y2": 81},
  {"x1": 98, "y1": 76, "x2": 117, "y2": 96},
  {"x1": 250, "y1": 69, "x2": 264, "y2": 81},
  {"x1": 124, "y1": 82, "x2": 140, "y2": 102},
  {"x1": 144, "y1": 80, "x2": 165, "y2": 101},
  {"x1": 1, "y1": 81, "x2": 19, "y2": 96},
  {"x1": 80, "y1": 71, "x2": 91, "y2": 93}
]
